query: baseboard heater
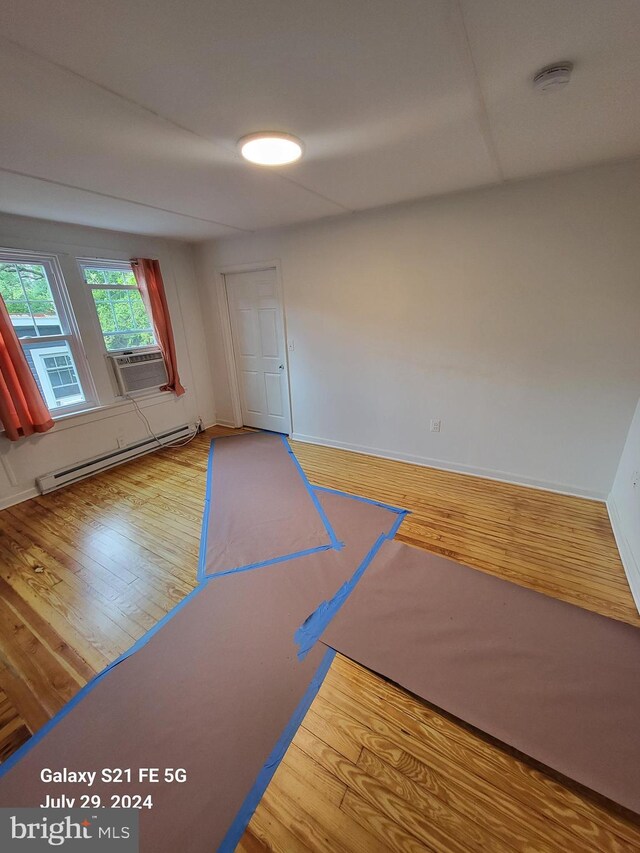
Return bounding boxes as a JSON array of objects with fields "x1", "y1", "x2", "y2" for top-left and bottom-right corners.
[{"x1": 36, "y1": 422, "x2": 197, "y2": 494}]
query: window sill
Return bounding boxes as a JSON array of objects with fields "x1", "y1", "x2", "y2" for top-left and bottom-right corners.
[{"x1": 51, "y1": 390, "x2": 180, "y2": 432}]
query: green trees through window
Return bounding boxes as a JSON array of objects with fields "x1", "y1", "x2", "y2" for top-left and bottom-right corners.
[
  {"x1": 0, "y1": 257, "x2": 86, "y2": 410},
  {"x1": 0, "y1": 255, "x2": 162, "y2": 416},
  {"x1": 83, "y1": 266, "x2": 156, "y2": 351},
  {"x1": 0, "y1": 262, "x2": 59, "y2": 336}
]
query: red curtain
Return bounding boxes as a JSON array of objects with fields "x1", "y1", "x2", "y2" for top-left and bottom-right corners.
[
  {"x1": 0, "y1": 294, "x2": 55, "y2": 441},
  {"x1": 132, "y1": 258, "x2": 185, "y2": 397}
]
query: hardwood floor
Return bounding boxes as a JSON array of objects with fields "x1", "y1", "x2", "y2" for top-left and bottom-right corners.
[
  {"x1": 0, "y1": 427, "x2": 638, "y2": 851},
  {"x1": 291, "y1": 440, "x2": 639, "y2": 628}
]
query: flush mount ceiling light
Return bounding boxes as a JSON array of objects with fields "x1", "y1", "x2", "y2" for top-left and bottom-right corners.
[
  {"x1": 238, "y1": 132, "x2": 304, "y2": 166},
  {"x1": 532, "y1": 62, "x2": 573, "y2": 93}
]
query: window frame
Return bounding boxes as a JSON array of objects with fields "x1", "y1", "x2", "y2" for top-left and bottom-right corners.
[
  {"x1": 0, "y1": 248, "x2": 97, "y2": 416},
  {"x1": 78, "y1": 258, "x2": 158, "y2": 356},
  {"x1": 31, "y1": 345, "x2": 85, "y2": 410}
]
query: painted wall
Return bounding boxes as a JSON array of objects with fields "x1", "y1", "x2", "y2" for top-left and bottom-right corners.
[
  {"x1": 196, "y1": 159, "x2": 640, "y2": 498},
  {"x1": 608, "y1": 397, "x2": 640, "y2": 608},
  {"x1": 0, "y1": 212, "x2": 216, "y2": 507}
]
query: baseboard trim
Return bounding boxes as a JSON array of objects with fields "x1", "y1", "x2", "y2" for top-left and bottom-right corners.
[
  {"x1": 0, "y1": 487, "x2": 39, "y2": 511},
  {"x1": 290, "y1": 432, "x2": 606, "y2": 502},
  {"x1": 607, "y1": 497, "x2": 640, "y2": 614},
  {"x1": 215, "y1": 419, "x2": 240, "y2": 429}
]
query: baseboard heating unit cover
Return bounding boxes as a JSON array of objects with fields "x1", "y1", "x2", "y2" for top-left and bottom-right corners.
[
  {"x1": 36, "y1": 423, "x2": 196, "y2": 493},
  {"x1": 320, "y1": 538, "x2": 640, "y2": 815}
]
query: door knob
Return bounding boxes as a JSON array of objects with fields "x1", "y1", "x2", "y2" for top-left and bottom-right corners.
[{"x1": 278, "y1": 364, "x2": 284, "y2": 370}]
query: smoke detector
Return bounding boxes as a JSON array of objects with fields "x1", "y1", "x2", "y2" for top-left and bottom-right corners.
[{"x1": 533, "y1": 62, "x2": 573, "y2": 93}]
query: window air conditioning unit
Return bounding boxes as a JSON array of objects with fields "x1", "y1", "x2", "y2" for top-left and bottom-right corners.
[{"x1": 109, "y1": 350, "x2": 168, "y2": 395}]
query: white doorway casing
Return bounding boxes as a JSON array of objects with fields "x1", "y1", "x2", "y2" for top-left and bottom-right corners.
[{"x1": 216, "y1": 262, "x2": 292, "y2": 434}]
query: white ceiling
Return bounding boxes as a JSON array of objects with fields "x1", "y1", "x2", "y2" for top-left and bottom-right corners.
[{"x1": 1, "y1": 0, "x2": 639, "y2": 241}]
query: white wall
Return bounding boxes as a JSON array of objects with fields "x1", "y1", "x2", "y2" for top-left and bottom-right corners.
[
  {"x1": 0, "y1": 213, "x2": 216, "y2": 507},
  {"x1": 608, "y1": 397, "x2": 640, "y2": 609},
  {"x1": 196, "y1": 159, "x2": 640, "y2": 498}
]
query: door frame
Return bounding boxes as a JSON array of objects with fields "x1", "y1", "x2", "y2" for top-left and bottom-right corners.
[{"x1": 215, "y1": 260, "x2": 293, "y2": 433}]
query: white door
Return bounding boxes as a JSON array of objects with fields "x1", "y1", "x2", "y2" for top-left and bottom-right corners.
[{"x1": 225, "y1": 268, "x2": 291, "y2": 433}]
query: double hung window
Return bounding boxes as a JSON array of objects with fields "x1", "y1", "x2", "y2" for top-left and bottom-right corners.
[{"x1": 0, "y1": 252, "x2": 92, "y2": 413}]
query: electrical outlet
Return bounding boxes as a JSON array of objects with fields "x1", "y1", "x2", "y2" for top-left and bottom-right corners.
[{"x1": 430, "y1": 419, "x2": 441, "y2": 433}]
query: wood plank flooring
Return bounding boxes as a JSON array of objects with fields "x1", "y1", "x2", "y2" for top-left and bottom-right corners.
[
  {"x1": 291, "y1": 440, "x2": 639, "y2": 628},
  {"x1": 0, "y1": 427, "x2": 638, "y2": 852}
]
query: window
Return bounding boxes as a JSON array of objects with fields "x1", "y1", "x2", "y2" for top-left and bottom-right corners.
[
  {"x1": 33, "y1": 350, "x2": 83, "y2": 409},
  {"x1": 80, "y1": 262, "x2": 156, "y2": 352},
  {"x1": 0, "y1": 252, "x2": 93, "y2": 413}
]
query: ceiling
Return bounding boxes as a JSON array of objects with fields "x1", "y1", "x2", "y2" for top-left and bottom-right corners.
[{"x1": 0, "y1": 0, "x2": 639, "y2": 241}]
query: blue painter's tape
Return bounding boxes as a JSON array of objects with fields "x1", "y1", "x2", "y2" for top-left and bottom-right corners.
[
  {"x1": 203, "y1": 543, "x2": 334, "y2": 580},
  {"x1": 0, "y1": 670, "x2": 114, "y2": 780},
  {"x1": 387, "y1": 508, "x2": 409, "y2": 540},
  {"x1": 281, "y1": 435, "x2": 343, "y2": 551},
  {"x1": 218, "y1": 648, "x2": 336, "y2": 853},
  {"x1": 313, "y1": 484, "x2": 409, "y2": 516},
  {"x1": 199, "y1": 433, "x2": 344, "y2": 580},
  {"x1": 201, "y1": 460, "x2": 411, "y2": 581},
  {"x1": 295, "y1": 508, "x2": 409, "y2": 659},
  {"x1": 196, "y1": 438, "x2": 215, "y2": 582},
  {"x1": 295, "y1": 534, "x2": 386, "y2": 660},
  {"x1": 0, "y1": 581, "x2": 209, "y2": 780}
]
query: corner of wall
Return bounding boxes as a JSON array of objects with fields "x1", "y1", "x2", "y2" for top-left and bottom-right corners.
[
  {"x1": 192, "y1": 241, "x2": 236, "y2": 426},
  {"x1": 607, "y1": 495, "x2": 640, "y2": 612},
  {"x1": 607, "y1": 396, "x2": 640, "y2": 615}
]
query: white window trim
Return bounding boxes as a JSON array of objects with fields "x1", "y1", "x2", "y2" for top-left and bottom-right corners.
[{"x1": 0, "y1": 248, "x2": 98, "y2": 417}]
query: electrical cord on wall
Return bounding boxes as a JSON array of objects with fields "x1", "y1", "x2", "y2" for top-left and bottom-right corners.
[{"x1": 126, "y1": 393, "x2": 200, "y2": 449}]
